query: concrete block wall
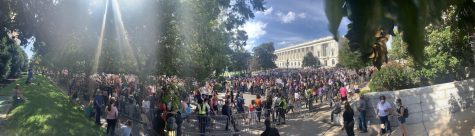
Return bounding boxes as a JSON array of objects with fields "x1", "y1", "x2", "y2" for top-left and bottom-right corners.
[{"x1": 362, "y1": 78, "x2": 475, "y2": 126}]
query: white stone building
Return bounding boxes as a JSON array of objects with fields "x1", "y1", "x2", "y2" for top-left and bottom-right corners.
[{"x1": 274, "y1": 36, "x2": 339, "y2": 68}]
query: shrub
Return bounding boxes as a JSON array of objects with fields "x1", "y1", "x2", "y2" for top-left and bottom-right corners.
[{"x1": 369, "y1": 62, "x2": 417, "y2": 91}]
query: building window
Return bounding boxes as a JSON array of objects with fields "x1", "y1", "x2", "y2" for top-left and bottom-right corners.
[
  {"x1": 332, "y1": 59, "x2": 335, "y2": 65},
  {"x1": 322, "y1": 43, "x2": 328, "y2": 57},
  {"x1": 325, "y1": 60, "x2": 328, "y2": 66},
  {"x1": 317, "y1": 51, "x2": 320, "y2": 57},
  {"x1": 331, "y1": 49, "x2": 334, "y2": 56}
]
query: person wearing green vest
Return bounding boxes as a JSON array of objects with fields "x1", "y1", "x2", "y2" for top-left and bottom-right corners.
[
  {"x1": 305, "y1": 88, "x2": 313, "y2": 110},
  {"x1": 277, "y1": 93, "x2": 287, "y2": 125},
  {"x1": 195, "y1": 99, "x2": 208, "y2": 136}
]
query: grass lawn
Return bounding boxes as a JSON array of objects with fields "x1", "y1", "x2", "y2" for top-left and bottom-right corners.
[{"x1": 0, "y1": 76, "x2": 103, "y2": 136}]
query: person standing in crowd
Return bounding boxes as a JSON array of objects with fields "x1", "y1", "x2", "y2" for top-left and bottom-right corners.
[
  {"x1": 249, "y1": 100, "x2": 258, "y2": 124},
  {"x1": 261, "y1": 119, "x2": 280, "y2": 136},
  {"x1": 237, "y1": 93, "x2": 245, "y2": 113},
  {"x1": 222, "y1": 99, "x2": 239, "y2": 132},
  {"x1": 377, "y1": 95, "x2": 392, "y2": 134},
  {"x1": 153, "y1": 107, "x2": 166, "y2": 136},
  {"x1": 119, "y1": 120, "x2": 132, "y2": 136},
  {"x1": 26, "y1": 68, "x2": 33, "y2": 84},
  {"x1": 211, "y1": 92, "x2": 219, "y2": 114},
  {"x1": 358, "y1": 95, "x2": 368, "y2": 133},
  {"x1": 272, "y1": 94, "x2": 278, "y2": 122},
  {"x1": 94, "y1": 89, "x2": 105, "y2": 126},
  {"x1": 195, "y1": 99, "x2": 208, "y2": 136},
  {"x1": 331, "y1": 96, "x2": 341, "y2": 123},
  {"x1": 166, "y1": 94, "x2": 178, "y2": 136},
  {"x1": 277, "y1": 93, "x2": 287, "y2": 125},
  {"x1": 254, "y1": 95, "x2": 262, "y2": 122},
  {"x1": 343, "y1": 102, "x2": 355, "y2": 136},
  {"x1": 106, "y1": 98, "x2": 118, "y2": 136},
  {"x1": 305, "y1": 87, "x2": 312, "y2": 109},
  {"x1": 396, "y1": 98, "x2": 407, "y2": 136},
  {"x1": 339, "y1": 86, "x2": 348, "y2": 102},
  {"x1": 120, "y1": 120, "x2": 132, "y2": 136},
  {"x1": 294, "y1": 91, "x2": 300, "y2": 112}
]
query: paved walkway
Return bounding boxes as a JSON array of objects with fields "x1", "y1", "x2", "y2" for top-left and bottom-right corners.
[{"x1": 0, "y1": 96, "x2": 12, "y2": 130}]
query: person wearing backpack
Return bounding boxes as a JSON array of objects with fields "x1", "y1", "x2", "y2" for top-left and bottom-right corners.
[{"x1": 396, "y1": 98, "x2": 408, "y2": 136}]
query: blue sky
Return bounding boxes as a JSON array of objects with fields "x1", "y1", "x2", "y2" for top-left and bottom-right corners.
[
  {"x1": 241, "y1": 0, "x2": 351, "y2": 51},
  {"x1": 22, "y1": 40, "x2": 34, "y2": 60}
]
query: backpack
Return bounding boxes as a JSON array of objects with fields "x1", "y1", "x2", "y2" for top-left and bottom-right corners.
[
  {"x1": 398, "y1": 106, "x2": 409, "y2": 118},
  {"x1": 403, "y1": 107, "x2": 409, "y2": 118}
]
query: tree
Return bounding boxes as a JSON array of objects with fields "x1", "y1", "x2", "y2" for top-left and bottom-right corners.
[
  {"x1": 252, "y1": 42, "x2": 277, "y2": 70},
  {"x1": 229, "y1": 50, "x2": 251, "y2": 72},
  {"x1": 0, "y1": 37, "x2": 13, "y2": 79},
  {"x1": 338, "y1": 38, "x2": 366, "y2": 69},
  {"x1": 0, "y1": 0, "x2": 266, "y2": 83},
  {"x1": 9, "y1": 44, "x2": 28, "y2": 78},
  {"x1": 302, "y1": 52, "x2": 317, "y2": 68},
  {"x1": 325, "y1": 0, "x2": 475, "y2": 69},
  {"x1": 388, "y1": 30, "x2": 409, "y2": 61},
  {"x1": 375, "y1": 7, "x2": 474, "y2": 88}
]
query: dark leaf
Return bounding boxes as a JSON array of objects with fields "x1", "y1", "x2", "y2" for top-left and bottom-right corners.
[{"x1": 325, "y1": 0, "x2": 344, "y2": 41}]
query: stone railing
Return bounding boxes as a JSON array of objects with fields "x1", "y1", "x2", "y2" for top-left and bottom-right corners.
[{"x1": 363, "y1": 78, "x2": 475, "y2": 126}]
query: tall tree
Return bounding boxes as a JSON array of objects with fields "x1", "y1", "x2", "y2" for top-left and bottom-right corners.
[
  {"x1": 229, "y1": 50, "x2": 251, "y2": 72},
  {"x1": 388, "y1": 30, "x2": 409, "y2": 61},
  {"x1": 302, "y1": 52, "x2": 317, "y2": 68},
  {"x1": 338, "y1": 38, "x2": 366, "y2": 69},
  {"x1": 252, "y1": 42, "x2": 277, "y2": 70}
]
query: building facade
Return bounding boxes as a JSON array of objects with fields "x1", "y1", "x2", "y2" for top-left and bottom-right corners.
[{"x1": 274, "y1": 36, "x2": 339, "y2": 68}]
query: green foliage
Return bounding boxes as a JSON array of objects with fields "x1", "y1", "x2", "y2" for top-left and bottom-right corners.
[
  {"x1": 369, "y1": 62, "x2": 417, "y2": 91},
  {"x1": 229, "y1": 50, "x2": 251, "y2": 72},
  {"x1": 302, "y1": 52, "x2": 317, "y2": 68},
  {"x1": 325, "y1": 0, "x2": 475, "y2": 69},
  {"x1": 0, "y1": 37, "x2": 13, "y2": 79},
  {"x1": 386, "y1": 7, "x2": 474, "y2": 85},
  {"x1": 338, "y1": 38, "x2": 366, "y2": 69},
  {"x1": 388, "y1": 30, "x2": 410, "y2": 61},
  {"x1": 9, "y1": 44, "x2": 29, "y2": 78},
  {"x1": 252, "y1": 42, "x2": 277, "y2": 71},
  {"x1": 417, "y1": 24, "x2": 472, "y2": 84},
  {"x1": 0, "y1": 76, "x2": 104, "y2": 135},
  {"x1": 0, "y1": 0, "x2": 265, "y2": 83}
]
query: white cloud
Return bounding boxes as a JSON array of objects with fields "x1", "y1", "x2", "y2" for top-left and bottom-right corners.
[
  {"x1": 277, "y1": 11, "x2": 296, "y2": 23},
  {"x1": 240, "y1": 21, "x2": 267, "y2": 40},
  {"x1": 240, "y1": 21, "x2": 267, "y2": 52},
  {"x1": 244, "y1": 40, "x2": 256, "y2": 51},
  {"x1": 257, "y1": 7, "x2": 273, "y2": 15},
  {"x1": 276, "y1": 11, "x2": 306, "y2": 23},
  {"x1": 298, "y1": 13, "x2": 306, "y2": 18}
]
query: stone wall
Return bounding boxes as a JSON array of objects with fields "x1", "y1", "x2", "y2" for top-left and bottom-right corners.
[{"x1": 362, "y1": 78, "x2": 475, "y2": 126}]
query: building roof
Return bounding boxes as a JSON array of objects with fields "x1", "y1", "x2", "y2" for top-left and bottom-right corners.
[{"x1": 275, "y1": 36, "x2": 335, "y2": 53}]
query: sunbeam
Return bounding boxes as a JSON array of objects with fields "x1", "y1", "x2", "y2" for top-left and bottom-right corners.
[
  {"x1": 92, "y1": 0, "x2": 109, "y2": 74},
  {"x1": 111, "y1": 0, "x2": 140, "y2": 73}
]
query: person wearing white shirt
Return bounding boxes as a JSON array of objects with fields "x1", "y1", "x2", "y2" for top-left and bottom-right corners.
[
  {"x1": 142, "y1": 97, "x2": 150, "y2": 114},
  {"x1": 377, "y1": 95, "x2": 392, "y2": 134}
]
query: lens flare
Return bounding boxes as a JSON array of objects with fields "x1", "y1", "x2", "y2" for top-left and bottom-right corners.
[{"x1": 92, "y1": 0, "x2": 109, "y2": 74}]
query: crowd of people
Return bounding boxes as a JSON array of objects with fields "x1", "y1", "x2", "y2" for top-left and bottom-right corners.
[{"x1": 42, "y1": 66, "x2": 393, "y2": 136}]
